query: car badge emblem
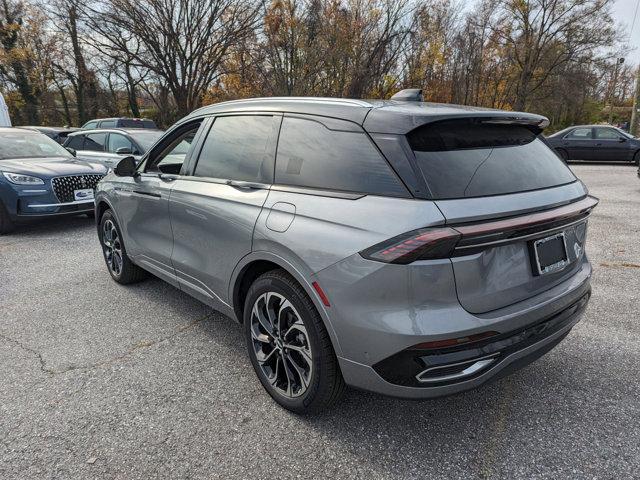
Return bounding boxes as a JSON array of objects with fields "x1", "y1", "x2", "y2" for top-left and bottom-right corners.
[{"x1": 574, "y1": 242, "x2": 582, "y2": 259}]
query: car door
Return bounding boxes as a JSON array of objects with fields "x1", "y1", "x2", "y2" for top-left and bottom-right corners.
[
  {"x1": 593, "y1": 127, "x2": 632, "y2": 161},
  {"x1": 560, "y1": 127, "x2": 595, "y2": 160},
  {"x1": 74, "y1": 132, "x2": 114, "y2": 167},
  {"x1": 105, "y1": 132, "x2": 137, "y2": 168},
  {"x1": 168, "y1": 114, "x2": 280, "y2": 309},
  {"x1": 111, "y1": 120, "x2": 207, "y2": 287}
]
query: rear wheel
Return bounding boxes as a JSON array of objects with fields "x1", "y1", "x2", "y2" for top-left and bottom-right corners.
[
  {"x1": 99, "y1": 210, "x2": 146, "y2": 284},
  {"x1": 0, "y1": 201, "x2": 15, "y2": 235},
  {"x1": 244, "y1": 269, "x2": 345, "y2": 413},
  {"x1": 634, "y1": 151, "x2": 640, "y2": 166}
]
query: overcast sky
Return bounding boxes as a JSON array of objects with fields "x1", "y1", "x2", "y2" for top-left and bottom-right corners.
[{"x1": 613, "y1": 0, "x2": 640, "y2": 65}]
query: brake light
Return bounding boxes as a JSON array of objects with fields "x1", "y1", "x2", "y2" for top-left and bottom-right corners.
[{"x1": 359, "y1": 227, "x2": 461, "y2": 264}]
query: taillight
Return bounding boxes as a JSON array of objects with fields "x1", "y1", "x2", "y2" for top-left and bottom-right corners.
[{"x1": 359, "y1": 227, "x2": 461, "y2": 264}]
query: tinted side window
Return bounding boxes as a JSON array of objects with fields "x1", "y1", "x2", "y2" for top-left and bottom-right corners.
[
  {"x1": 83, "y1": 121, "x2": 98, "y2": 129},
  {"x1": 84, "y1": 133, "x2": 106, "y2": 151},
  {"x1": 594, "y1": 128, "x2": 620, "y2": 139},
  {"x1": 108, "y1": 133, "x2": 134, "y2": 153},
  {"x1": 194, "y1": 116, "x2": 274, "y2": 182},
  {"x1": 565, "y1": 128, "x2": 592, "y2": 139},
  {"x1": 275, "y1": 117, "x2": 407, "y2": 196},
  {"x1": 100, "y1": 120, "x2": 116, "y2": 128},
  {"x1": 66, "y1": 135, "x2": 85, "y2": 150}
]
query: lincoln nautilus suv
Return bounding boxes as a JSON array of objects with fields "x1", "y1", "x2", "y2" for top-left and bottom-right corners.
[{"x1": 95, "y1": 91, "x2": 597, "y2": 413}]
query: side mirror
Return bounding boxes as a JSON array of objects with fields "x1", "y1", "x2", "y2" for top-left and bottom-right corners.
[
  {"x1": 114, "y1": 156, "x2": 137, "y2": 177},
  {"x1": 66, "y1": 147, "x2": 76, "y2": 157},
  {"x1": 116, "y1": 147, "x2": 133, "y2": 155}
]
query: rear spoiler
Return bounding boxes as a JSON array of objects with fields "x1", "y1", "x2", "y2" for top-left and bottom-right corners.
[{"x1": 364, "y1": 109, "x2": 550, "y2": 135}]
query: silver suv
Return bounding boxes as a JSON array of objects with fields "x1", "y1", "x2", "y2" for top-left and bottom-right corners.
[{"x1": 95, "y1": 94, "x2": 597, "y2": 413}]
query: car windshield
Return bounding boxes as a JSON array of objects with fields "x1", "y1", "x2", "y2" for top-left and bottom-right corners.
[
  {"x1": 129, "y1": 130, "x2": 163, "y2": 151},
  {"x1": 0, "y1": 130, "x2": 72, "y2": 160}
]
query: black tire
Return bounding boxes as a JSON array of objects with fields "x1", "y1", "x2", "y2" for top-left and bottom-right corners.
[
  {"x1": 0, "y1": 201, "x2": 15, "y2": 235},
  {"x1": 99, "y1": 209, "x2": 147, "y2": 284},
  {"x1": 634, "y1": 151, "x2": 640, "y2": 166},
  {"x1": 556, "y1": 148, "x2": 569, "y2": 162},
  {"x1": 244, "y1": 269, "x2": 345, "y2": 413}
]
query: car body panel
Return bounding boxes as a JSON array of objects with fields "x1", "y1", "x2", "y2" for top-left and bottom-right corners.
[
  {"x1": 95, "y1": 97, "x2": 596, "y2": 400},
  {"x1": 169, "y1": 178, "x2": 270, "y2": 307}
]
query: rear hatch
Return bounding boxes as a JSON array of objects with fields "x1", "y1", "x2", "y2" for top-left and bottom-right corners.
[{"x1": 407, "y1": 118, "x2": 595, "y2": 313}]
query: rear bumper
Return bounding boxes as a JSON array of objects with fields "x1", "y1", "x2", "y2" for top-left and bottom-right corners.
[
  {"x1": 338, "y1": 291, "x2": 588, "y2": 399},
  {"x1": 315, "y1": 250, "x2": 592, "y2": 399}
]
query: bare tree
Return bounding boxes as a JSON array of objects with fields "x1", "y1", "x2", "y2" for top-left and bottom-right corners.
[
  {"x1": 87, "y1": 0, "x2": 261, "y2": 117},
  {"x1": 495, "y1": 0, "x2": 615, "y2": 111}
]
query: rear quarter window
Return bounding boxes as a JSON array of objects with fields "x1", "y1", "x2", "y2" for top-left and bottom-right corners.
[
  {"x1": 275, "y1": 116, "x2": 408, "y2": 196},
  {"x1": 407, "y1": 119, "x2": 576, "y2": 199}
]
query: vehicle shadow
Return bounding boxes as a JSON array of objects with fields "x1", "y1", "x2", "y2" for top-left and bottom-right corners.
[
  {"x1": 1, "y1": 214, "x2": 95, "y2": 239},
  {"x1": 193, "y1": 306, "x2": 592, "y2": 478}
]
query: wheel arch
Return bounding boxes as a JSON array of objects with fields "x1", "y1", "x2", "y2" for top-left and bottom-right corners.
[{"x1": 229, "y1": 251, "x2": 343, "y2": 357}]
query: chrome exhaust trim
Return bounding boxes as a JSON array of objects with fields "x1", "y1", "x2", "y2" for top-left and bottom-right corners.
[{"x1": 415, "y1": 354, "x2": 499, "y2": 384}]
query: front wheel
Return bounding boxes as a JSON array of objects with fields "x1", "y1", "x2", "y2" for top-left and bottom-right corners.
[
  {"x1": 99, "y1": 210, "x2": 146, "y2": 284},
  {"x1": 244, "y1": 269, "x2": 345, "y2": 413},
  {"x1": 633, "y1": 151, "x2": 640, "y2": 166}
]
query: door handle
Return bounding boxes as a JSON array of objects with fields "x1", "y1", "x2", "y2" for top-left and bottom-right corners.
[
  {"x1": 226, "y1": 180, "x2": 264, "y2": 190},
  {"x1": 595, "y1": 143, "x2": 602, "y2": 147},
  {"x1": 159, "y1": 174, "x2": 178, "y2": 182}
]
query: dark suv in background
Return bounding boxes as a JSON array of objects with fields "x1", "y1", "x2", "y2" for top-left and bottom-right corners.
[
  {"x1": 81, "y1": 117, "x2": 157, "y2": 130},
  {"x1": 95, "y1": 93, "x2": 597, "y2": 413}
]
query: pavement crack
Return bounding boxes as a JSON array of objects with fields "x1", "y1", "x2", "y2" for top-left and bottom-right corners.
[
  {"x1": 0, "y1": 312, "x2": 213, "y2": 376},
  {"x1": 0, "y1": 332, "x2": 52, "y2": 374}
]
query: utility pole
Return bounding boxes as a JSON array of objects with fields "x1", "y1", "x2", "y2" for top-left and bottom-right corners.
[
  {"x1": 630, "y1": 66, "x2": 640, "y2": 136},
  {"x1": 608, "y1": 57, "x2": 625, "y2": 125}
]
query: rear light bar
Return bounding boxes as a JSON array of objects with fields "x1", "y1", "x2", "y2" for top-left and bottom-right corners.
[
  {"x1": 360, "y1": 227, "x2": 461, "y2": 264},
  {"x1": 359, "y1": 195, "x2": 598, "y2": 265}
]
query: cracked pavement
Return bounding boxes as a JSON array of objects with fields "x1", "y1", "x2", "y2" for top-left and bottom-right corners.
[{"x1": 1, "y1": 164, "x2": 639, "y2": 479}]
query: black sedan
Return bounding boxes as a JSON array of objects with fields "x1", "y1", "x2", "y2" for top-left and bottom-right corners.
[{"x1": 546, "y1": 125, "x2": 640, "y2": 164}]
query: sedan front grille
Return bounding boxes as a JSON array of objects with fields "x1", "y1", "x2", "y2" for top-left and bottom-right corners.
[{"x1": 51, "y1": 174, "x2": 104, "y2": 203}]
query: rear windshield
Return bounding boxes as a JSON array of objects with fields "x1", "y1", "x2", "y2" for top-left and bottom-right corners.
[{"x1": 407, "y1": 119, "x2": 576, "y2": 199}]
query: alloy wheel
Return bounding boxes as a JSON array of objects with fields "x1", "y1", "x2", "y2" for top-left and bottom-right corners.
[
  {"x1": 250, "y1": 292, "x2": 313, "y2": 398},
  {"x1": 102, "y1": 219, "x2": 123, "y2": 276}
]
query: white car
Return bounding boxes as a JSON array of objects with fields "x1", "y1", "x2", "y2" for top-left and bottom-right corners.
[{"x1": 63, "y1": 128, "x2": 163, "y2": 169}]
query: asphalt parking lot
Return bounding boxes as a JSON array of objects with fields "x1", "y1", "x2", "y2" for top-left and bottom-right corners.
[{"x1": 1, "y1": 164, "x2": 639, "y2": 479}]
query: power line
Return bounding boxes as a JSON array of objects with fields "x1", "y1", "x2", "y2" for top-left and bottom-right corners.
[{"x1": 629, "y1": 0, "x2": 640, "y2": 44}]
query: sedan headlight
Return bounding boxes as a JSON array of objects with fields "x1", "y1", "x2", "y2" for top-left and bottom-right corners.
[{"x1": 2, "y1": 172, "x2": 45, "y2": 185}]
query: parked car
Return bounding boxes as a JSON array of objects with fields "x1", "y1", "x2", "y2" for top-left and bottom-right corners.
[
  {"x1": 63, "y1": 128, "x2": 164, "y2": 169},
  {"x1": 0, "y1": 128, "x2": 107, "y2": 233},
  {"x1": 95, "y1": 93, "x2": 597, "y2": 413},
  {"x1": 80, "y1": 117, "x2": 157, "y2": 130},
  {"x1": 546, "y1": 125, "x2": 640, "y2": 164},
  {"x1": 20, "y1": 126, "x2": 79, "y2": 144}
]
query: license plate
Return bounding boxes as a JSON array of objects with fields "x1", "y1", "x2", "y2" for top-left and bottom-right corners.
[
  {"x1": 533, "y1": 232, "x2": 569, "y2": 275},
  {"x1": 74, "y1": 188, "x2": 94, "y2": 201}
]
